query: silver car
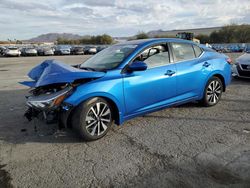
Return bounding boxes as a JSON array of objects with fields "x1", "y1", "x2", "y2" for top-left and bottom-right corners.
[
  {"x1": 54, "y1": 46, "x2": 71, "y2": 55},
  {"x1": 37, "y1": 47, "x2": 54, "y2": 56},
  {"x1": 21, "y1": 48, "x2": 38, "y2": 56},
  {"x1": 232, "y1": 48, "x2": 250, "y2": 78},
  {"x1": 4, "y1": 47, "x2": 21, "y2": 57}
]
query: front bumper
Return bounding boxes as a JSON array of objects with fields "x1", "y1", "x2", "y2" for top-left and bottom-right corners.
[
  {"x1": 24, "y1": 86, "x2": 74, "y2": 127},
  {"x1": 5, "y1": 52, "x2": 20, "y2": 56},
  {"x1": 25, "y1": 53, "x2": 37, "y2": 56},
  {"x1": 232, "y1": 64, "x2": 250, "y2": 78},
  {"x1": 24, "y1": 102, "x2": 74, "y2": 128},
  {"x1": 44, "y1": 51, "x2": 54, "y2": 55},
  {"x1": 60, "y1": 51, "x2": 70, "y2": 55},
  {"x1": 74, "y1": 51, "x2": 84, "y2": 55}
]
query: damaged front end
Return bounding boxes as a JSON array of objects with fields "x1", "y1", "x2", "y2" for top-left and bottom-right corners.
[
  {"x1": 24, "y1": 84, "x2": 74, "y2": 126},
  {"x1": 21, "y1": 59, "x2": 106, "y2": 128}
]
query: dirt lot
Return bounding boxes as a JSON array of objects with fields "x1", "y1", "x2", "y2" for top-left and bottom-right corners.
[{"x1": 0, "y1": 54, "x2": 249, "y2": 188}]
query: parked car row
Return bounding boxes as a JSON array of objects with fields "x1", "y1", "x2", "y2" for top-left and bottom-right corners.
[
  {"x1": 211, "y1": 44, "x2": 248, "y2": 53},
  {"x1": 0, "y1": 45, "x2": 108, "y2": 57}
]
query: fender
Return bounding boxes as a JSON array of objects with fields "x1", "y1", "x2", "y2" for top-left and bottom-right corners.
[{"x1": 64, "y1": 91, "x2": 125, "y2": 125}]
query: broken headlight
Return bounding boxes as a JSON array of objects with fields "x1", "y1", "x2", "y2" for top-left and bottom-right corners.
[{"x1": 26, "y1": 86, "x2": 73, "y2": 110}]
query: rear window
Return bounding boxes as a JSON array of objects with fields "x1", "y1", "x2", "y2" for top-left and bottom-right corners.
[{"x1": 171, "y1": 43, "x2": 196, "y2": 61}]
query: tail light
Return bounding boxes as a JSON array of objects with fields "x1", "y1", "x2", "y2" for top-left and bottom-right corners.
[{"x1": 226, "y1": 58, "x2": 233, "y2": 65}]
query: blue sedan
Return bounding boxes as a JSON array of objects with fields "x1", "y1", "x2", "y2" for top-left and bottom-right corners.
[{"x1": 21, "y1": 38, "x2": 232, "y2": 141}]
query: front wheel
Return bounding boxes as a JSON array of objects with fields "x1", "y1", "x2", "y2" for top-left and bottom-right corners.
[
  {"x1": 72, "y1": 97, "x2": 113, "y2": 141},
  {"x1": 201, "y1": 77, "x2": 223, "y2": 107}
]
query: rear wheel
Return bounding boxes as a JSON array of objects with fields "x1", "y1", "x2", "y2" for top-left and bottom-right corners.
[
  {"x1": 72, "y1": 97, "x2": 112, "y2": 141},
  {"x1": 201, "y1": 77, "x2": 223, "y2": 107}
]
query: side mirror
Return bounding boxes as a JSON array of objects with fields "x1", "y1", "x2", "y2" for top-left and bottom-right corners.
[{"x1": 128, "y1": 61, "x2": 147, "y2": 71}]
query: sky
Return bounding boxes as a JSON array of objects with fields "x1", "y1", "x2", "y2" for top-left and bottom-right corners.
[{"x1": 0, "y1": 0, "x2": 249, "y2": 40}]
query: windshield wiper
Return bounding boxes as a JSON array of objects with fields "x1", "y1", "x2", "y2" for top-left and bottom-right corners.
[
  {"x1": 80, "y1": 66, "x2": 107, "y2": 72},
  {"x1": 80, "y1": 66, "x2": 97, "y2": 71}
]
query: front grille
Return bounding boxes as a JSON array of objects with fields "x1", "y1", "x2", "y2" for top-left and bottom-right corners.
[
  {"x1": 237, "y1": 65, "x2": 250, "y2": 77},
  {"x1": 241, "y1": 64, "x2": 250, "y2": 70}
]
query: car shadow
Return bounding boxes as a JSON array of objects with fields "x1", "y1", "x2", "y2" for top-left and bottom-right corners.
[
  {"x1": 144, "y1": 113, "x2": 250, "y2": 125},
  {"x1": 231, "y1": 77, "x2": 250, "y2": 85},
  {"x1": 0, "y1": 89, "x2": 84, "y2": 144}
]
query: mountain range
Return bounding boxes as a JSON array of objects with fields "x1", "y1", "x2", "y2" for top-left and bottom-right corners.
[
  {"x1": 28, "y1": 33, "x2": 89, "y2": 42},
  {"x1": 27, "y1": 26, "x2": 222, "y2": 42}
]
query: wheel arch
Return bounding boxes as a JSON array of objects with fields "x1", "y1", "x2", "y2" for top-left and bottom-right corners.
[
  {"x1": 205, "y1": 71, "x2": 226, "y2": 92},
  {"x1": 199, "y1": 72, "x2": 226, "y2": 100},
  {"x1": 66, "y1": 93, "x2": 124, "y2": 127},
  {"x1": 212, "y1": 73, "x2": 226, "y2": 92}
]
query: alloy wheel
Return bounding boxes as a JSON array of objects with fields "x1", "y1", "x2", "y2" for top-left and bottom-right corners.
[
  {"x1": 206, "y1": 80, "x2": 222, "y2": 104},
  {"x1": 85, "y1": 102, "x2": 111, "y2": 136}
]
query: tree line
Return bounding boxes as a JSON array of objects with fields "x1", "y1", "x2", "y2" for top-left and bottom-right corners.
[
  {"x1": 197, "y1": 24, "x2": 250, "y2": 43},
  {"x1": 57, "y1": 34, "x2": 113, "y2": 45},
  {"x1": 136, "y1": 24, "x2": 250, "y2": 43}
]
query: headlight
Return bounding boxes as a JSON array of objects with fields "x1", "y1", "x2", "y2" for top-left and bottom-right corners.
[{"x1": 27, "y1": 86, "x2": 72, "y2": 110}]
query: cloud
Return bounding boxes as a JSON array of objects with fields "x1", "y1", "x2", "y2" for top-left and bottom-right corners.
[{"x1": 0, "y1": 0, "x2": 249, "y2": 40}]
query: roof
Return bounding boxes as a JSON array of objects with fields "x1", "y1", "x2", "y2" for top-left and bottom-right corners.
[{"x1": 117, "y1": 38, "x2": 196, "y2": 47}]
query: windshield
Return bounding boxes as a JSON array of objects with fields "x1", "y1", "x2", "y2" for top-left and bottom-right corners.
[
  {"x1": 80, "y1": 44, "x2": 137, "y2": 71},
  {"x1": 246, "y1": 46, "x2": 250, "y2": 53}
]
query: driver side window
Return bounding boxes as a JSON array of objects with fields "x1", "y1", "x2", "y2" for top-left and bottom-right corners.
[{"x1": 134, "y1": 44, "x2": 170, "y2": 68}]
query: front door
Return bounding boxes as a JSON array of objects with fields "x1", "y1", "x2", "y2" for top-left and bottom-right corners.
[{"x1": 123, "y1": 44, "x2": 177, "y2": 116}]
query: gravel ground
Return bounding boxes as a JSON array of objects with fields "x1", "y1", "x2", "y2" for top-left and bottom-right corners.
[{"x1": 0, "y1": 53, "x2": 249, "y2": 188}]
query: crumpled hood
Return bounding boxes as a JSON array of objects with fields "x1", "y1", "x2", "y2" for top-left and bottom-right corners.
[
  {"x1": 236, "y1": 53, "x2": 250, "y2": 65},
  {"x1": 20, "y1": 59, "x2": 105, "y2": 88}
]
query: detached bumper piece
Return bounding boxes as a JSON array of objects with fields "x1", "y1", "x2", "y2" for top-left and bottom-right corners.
[
  {"x1": 24, "y1": 107, "x2": 39, "y2": 121},
  {"x1": 24, "y1": 107, "x2": 59, "y2": 124}
]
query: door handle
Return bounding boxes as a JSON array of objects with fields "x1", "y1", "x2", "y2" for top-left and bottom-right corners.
[
  {"x1": 203, "y1": 62, "x2": 210, "y2": 67},
  {"x1": 165, "y1": 70, "x2": 175, "y2": 76}
]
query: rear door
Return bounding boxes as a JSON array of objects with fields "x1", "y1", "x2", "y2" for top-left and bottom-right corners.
[{"x1": 170, "y1": 43, "x2": 210, "y2": 100}]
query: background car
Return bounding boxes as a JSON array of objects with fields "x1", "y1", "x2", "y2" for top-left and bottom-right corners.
[
  {"x1": 54, "y1": 45, "x2": 71, "y2": 55},
  {"x1": 37, "y1": 47, "x2": 54, "y2": 56},
  {"x1": 96, "y1": 46, "x2": 107, "y2": 53},
  {"x1": 21, "y1": 38, "x2": 232, "y2": 141},
  {"x1": 4, "y1": 47, "x2": 21, "y2": 57},
  {"x1": 84, "y1": 46, "x2": 97, "y2": 54},
  {"x1": 244, "y1": 45, "x2": 250, "y2": 53},
  {"x1": 21, "y1": 47, "x2": 38, "y2": 56},
  {"x1": 0, "y1": 46, "x2": 6, "y2": 56},
  {"x1": 71, "y1": 46, "x2": 84, "y2": 55},
  {"x1": 232, "y1": 47, "x2": 250, "y2": 78}
]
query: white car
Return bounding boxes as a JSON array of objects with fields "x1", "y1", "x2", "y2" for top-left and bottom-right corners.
[
  {"x1": 84, "y1": 46, "x2": 97, "y2": 54},
  {"x1": 232, "y1": 51, "x2": 250, "y2": 78},
  {"x1": 4, "y1": 47, "x2": 21, "y2": 57}
]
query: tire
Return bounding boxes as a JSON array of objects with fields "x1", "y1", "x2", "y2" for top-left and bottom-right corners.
[
  {"x1": 72, "y1": 97, "x2": 113, "y2": 141},
  {"x1": 201, "y1": 76, "x2": 223, "y2": 107}
]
